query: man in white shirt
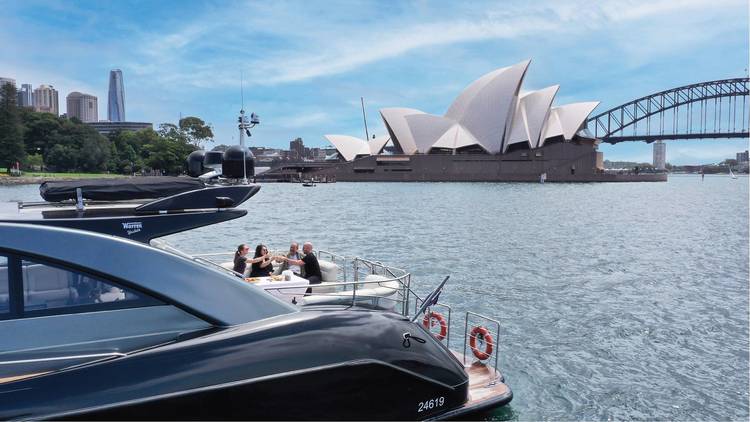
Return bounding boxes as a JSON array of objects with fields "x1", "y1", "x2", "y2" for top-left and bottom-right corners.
[{"x1": 280, "y1": 242, "x2": 303, "y2": 276}]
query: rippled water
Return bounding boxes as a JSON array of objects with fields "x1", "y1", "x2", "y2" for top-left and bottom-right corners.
[{"x1": 1, "y1": 175, "x2": 748, "y2": 420}]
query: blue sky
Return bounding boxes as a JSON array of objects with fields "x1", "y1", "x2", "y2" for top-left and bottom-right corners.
[{"x1": 1, "y1": 0, "x2": 748, "y2": 164}]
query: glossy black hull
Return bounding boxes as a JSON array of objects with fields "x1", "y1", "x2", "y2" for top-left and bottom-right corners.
[{"x1": 1, "y1": 309, "x2": 476, "y2": 420}]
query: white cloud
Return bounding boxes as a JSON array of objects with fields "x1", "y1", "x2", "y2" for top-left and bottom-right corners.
[{"x1": 112, "y1": 0, "x2": 745, "y2": 90}]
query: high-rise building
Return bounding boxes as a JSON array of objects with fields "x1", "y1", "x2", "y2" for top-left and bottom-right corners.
[
  {"x1": 0, "y1": 77, "x2": 15, "y2": 87},
  {"x1": 17, "y1": 83, "x2": 32, "y2": 107},
  {"x1": 290, "y1": 137, "x2": 305, "y2": 160},
  {"x1": 737, "y1": 150, "x2": 749, "y2": 164},
  {"x1": 653, "y1": 140, "x2": 666, "y2": 170},
  {"x1": 33, "y1": 84, "x2": 59, "y2": 115},
  {"x1": 0, "y1": 77, "x2": 15, "y2": 101},
  {"x1": 108, "y1": 69, "x2": 125, "y2": 122},
  {"x1": 66, "y1": 91, "x2": 98, "y2": 122}
]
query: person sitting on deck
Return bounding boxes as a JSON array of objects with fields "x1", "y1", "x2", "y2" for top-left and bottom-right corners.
[
  {"x1": 233, "y1": 244, "x2": 251, "y2": 274},
  {"x1": 249, "y1": 244, "x2": 276, "y2": 277},
  {"x1": 282, "y1": 242, "x2": 322, "y2": 287},
  {"x1": 278, "y1": 242, "x2": 304, "y2": 277}
]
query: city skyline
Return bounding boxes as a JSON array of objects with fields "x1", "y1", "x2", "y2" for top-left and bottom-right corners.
[{"x1": 0, "y1": 0, "x2": 748, "y2": 164}]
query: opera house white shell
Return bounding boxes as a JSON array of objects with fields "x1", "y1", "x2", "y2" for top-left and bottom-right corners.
[{"x1": 326, "y1": 59, "x2": 600, "y2": 161}]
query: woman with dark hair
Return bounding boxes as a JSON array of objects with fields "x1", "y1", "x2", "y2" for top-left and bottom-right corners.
[
  {"x1": 233, "y1": 244, "x2": 250, "y2": 274},
  {"x1": 249, "y1": 244, "x2": 275, "y2": 277}
]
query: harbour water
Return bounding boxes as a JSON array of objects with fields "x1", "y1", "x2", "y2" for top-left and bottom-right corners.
[{"x1": 1, "y1": 175, "x2": 748, "y2": 420}]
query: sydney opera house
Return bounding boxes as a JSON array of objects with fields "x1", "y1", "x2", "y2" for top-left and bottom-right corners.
[{"x1": 316, "y1": 60, "x2": 665, "y2": 182}]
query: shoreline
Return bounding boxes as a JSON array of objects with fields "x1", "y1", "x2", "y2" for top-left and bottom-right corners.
[{"x1": 0, "y1": 175, "x2": 128, "y2": 186}]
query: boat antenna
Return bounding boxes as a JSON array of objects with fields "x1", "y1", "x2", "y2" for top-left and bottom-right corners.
[
  {"x1": 237, "y1": 69, "x2": 260, "y2": 185},
  {"x1": 240, "y1": 70, "x2": 248, "y2": 184},
  {"x1": 361, "y1": 96, "x2": 370, "y2": 141}
]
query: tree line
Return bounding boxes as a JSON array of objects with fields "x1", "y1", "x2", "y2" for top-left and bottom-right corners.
[{"x1": 0, "y1": 82, "x2": 213, "y2": 175}]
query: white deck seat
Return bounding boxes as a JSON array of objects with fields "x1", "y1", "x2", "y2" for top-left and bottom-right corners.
[
  {"x1": 301, "y1": 274, "x2": 402, "y2": 308},
  {"x1": 319, "y1": 259, "x2": 339, "y2": 282}
]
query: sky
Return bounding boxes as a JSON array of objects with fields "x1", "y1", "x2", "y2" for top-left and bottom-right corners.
[{"x1": 1, "y1": 0, "x2": 748, "y2": 164}]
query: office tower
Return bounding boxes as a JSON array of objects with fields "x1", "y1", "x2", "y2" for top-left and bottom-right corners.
[
  {"x1": 17, "y1": 84, "x2": 33, "y2": 107},
  {"x1": 290, "y1": 137, "x2": 305, "y2": 160},
  {"x1": 66, "y1": 92, "x2": 99, "y2": 122},
  {"x1": 737, "y1": 150, "x2": 749, "y2": 164},
  {"x1": 653, "y1": 140, "x2": 666, "y2": 170},
  {"x1": 0, "y1": 77, "x2": 15, "y2": 88},
  {"x1": 108, "y1": 69, "x2": 125, "y2": 122},
  {"x1": 33, "y1": 84, "x2": 59, "y2": 115}
]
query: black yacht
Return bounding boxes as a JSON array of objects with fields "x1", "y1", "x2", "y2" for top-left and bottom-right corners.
[{"x1": 0, "y1": 128, "x2": 512, "y2": 420}]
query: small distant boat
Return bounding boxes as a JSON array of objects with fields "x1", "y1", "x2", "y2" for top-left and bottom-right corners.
[
  {"x1": 729, "y1": 167, "x2": 737, "y2": 179},
  {"x1": 302, "y1": 181, "x2": 316, "y2": 187}
]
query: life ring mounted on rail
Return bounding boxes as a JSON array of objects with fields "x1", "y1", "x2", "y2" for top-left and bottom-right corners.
[
  {"x1": 422, "y1": 311, "x2": 448, "y2": 341},
  {"x1": 469, "y1": 326, "x2": 494, "y2": 360}
]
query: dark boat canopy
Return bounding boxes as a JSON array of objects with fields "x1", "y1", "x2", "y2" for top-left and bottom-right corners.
[{"x1": 39, "y1": 177, "x2": 205, "y2": 202}]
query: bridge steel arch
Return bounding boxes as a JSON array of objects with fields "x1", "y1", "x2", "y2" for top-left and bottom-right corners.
[{"x1": 587, "y1": 78, "x2": 749, "y2": 144}]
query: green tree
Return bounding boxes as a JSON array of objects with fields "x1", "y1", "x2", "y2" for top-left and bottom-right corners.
[
  {"x1": 179, "y1": 116, "x2": 213, "y2": 146},
  {"x1": 45, "y1": 144, "x2": 77, "y2": 171},
  {"x1": 20, "y1": 108, "x2": 62, "y2": 156},
  {"x1": 25, "y1": 153, "x2": 43, "y2": 171},
  {"x1": 0, "y1": 83, "x2": 26, "y2": 171},
  {"x1": 78, "y1": 136, "x2": 111, "y2": 172}
]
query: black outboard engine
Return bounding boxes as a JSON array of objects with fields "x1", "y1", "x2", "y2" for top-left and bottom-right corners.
[
  {"x1": 222, "y1": 145, "x2": 255, "y2": 178},
  {"x1": 186, "y1": 150, "x2": 207, "y2": 177}
]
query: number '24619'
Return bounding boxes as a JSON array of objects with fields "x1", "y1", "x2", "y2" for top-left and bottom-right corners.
[{"x1": 417, "y1": 396, "x2": 445, "y2": 413}]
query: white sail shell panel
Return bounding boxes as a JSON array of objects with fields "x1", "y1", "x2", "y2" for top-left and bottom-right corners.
[
  {"x1": 542, "y1": 108, "x2": 564, "y2": 142},
  {"x1": 506, "y1": 98, "x2": 531, "y2": 150},
  {"x1": 431, "y1": 124, "x2": 480, "y2": 150},
  {"x1": 448, "y1": 60, "x2": 530, "y2": 154},
  {"x1": 324, "y1": 134, "x2": 370, "y2": 161},
  {"x1": 556, "y1": 101, "x2": 600, "y2": 140},
  {"x1": 368, "y1": 135, "x2": 390, "y2": 155},
  {"x1": 444, "y1": 65, "x2": 512, "y2": 121},
  {"x1": 403, "y1": 114, "x2": 456, "y2": 153},
  {"x1": 523, "y1": 85, "x2": 559, "y2": 148},
  {"x1": 380, "y1": 108, "x2": 425, "y2": 155}
]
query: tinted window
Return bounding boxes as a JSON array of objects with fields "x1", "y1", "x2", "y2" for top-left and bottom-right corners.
[
  {"x1": 0, "y1": 256, "x2": 8, "y2": 314},
  {"x1": 22, "y1": 259, "x2": 156, "y2": 312}
]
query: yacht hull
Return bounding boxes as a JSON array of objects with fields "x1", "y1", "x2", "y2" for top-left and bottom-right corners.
[{"x1": 0, "y1": 310, "x2": 488, "y2": 420}]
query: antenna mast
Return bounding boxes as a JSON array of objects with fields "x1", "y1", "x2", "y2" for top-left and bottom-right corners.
[
  {"x1": 237, "y1": 69, "x2": 260, "y2": 185},
  {"x1": 361, "y1": 97, "x2": 370, "y2": 140},
  {"x1": 239, "y1": 70, "x2": 247, "y2": 184}
]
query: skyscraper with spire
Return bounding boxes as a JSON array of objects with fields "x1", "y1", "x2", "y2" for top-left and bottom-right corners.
[{"x1": 107, "y1": 69, "x2": 125, "y2": 122}]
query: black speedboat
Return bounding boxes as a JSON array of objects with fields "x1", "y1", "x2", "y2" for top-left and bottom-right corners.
[{"x1": 0, "y1": 141, "x2": 512, "y2": 420}]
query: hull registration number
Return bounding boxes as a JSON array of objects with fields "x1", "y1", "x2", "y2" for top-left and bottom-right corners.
[{"x1": 417, "y1": 396, "x2": 445, "y2": 413}]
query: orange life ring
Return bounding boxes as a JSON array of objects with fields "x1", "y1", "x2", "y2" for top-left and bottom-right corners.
[
  {"x1": 469, "y1": 326, "x2": 494, "y2": 360},
  {"x1": 422, "y1": 311, "x2": 448, "y2": 341}
]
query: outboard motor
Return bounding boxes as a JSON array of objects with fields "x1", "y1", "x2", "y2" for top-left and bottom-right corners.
[
  {"x1": 222, "y1": 145, "x2": 255, "y2": 179},
  {"x1": 186, "y1": 150, "x2": 207, "y2": 177}
]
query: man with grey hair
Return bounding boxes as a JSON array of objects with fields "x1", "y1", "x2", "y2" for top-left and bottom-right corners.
[{"x1": 279, "y1": 242, "x2": 303, "y2": 276}]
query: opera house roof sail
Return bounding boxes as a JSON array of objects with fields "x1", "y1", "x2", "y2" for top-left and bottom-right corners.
[{"x1": 326, "y1": 59, "x2": 600, "y2": 161}]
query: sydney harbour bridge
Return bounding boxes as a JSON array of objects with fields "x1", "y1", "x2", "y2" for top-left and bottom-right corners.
[{"x1": 586, "y1": 77, "x2": 749, "y2": 145}]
